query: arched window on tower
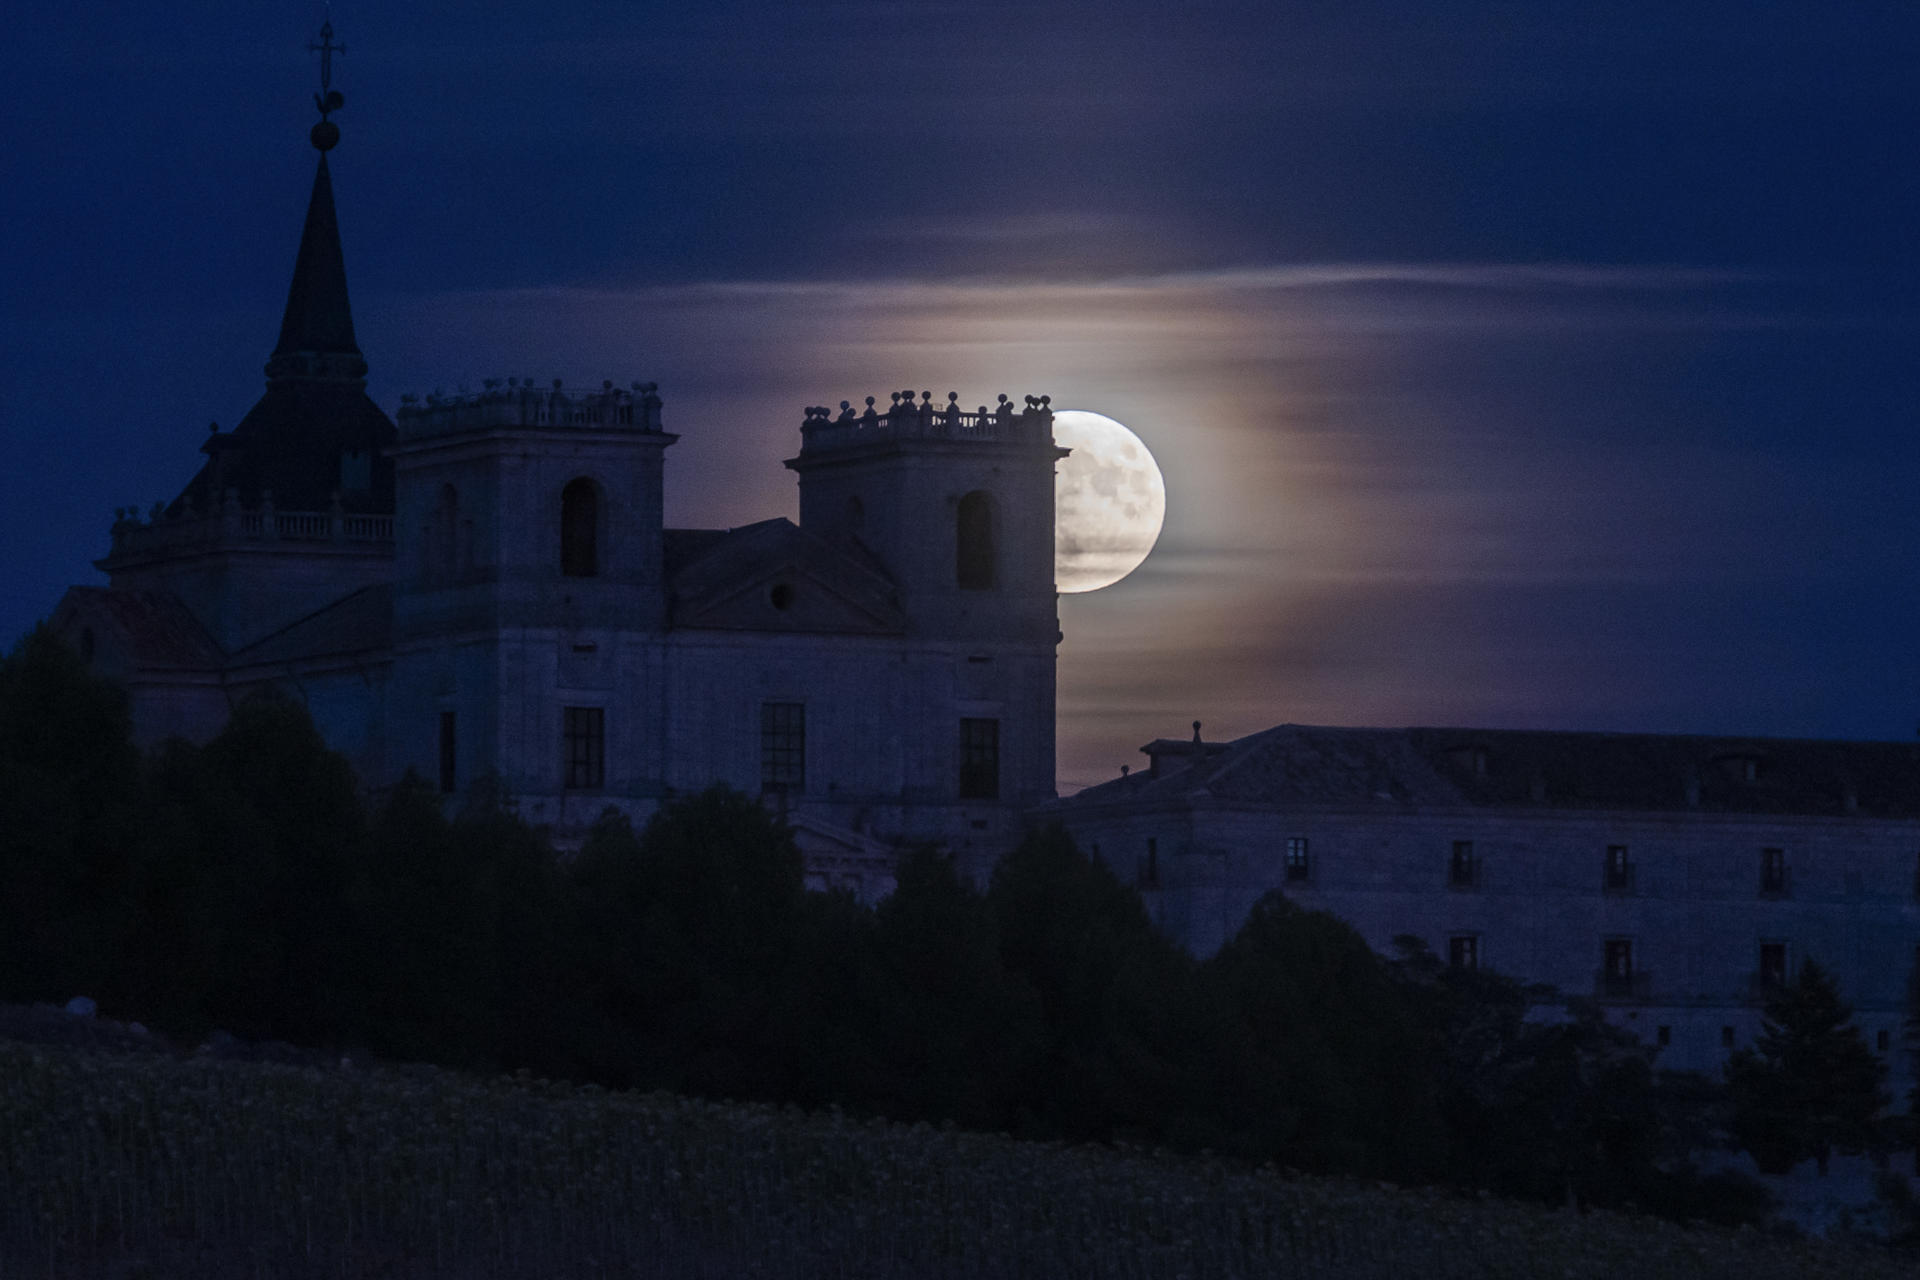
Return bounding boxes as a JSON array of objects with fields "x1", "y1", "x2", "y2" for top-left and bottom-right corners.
[
  {"x1": 561, "y1": 478, "x2": 599, "y2": 577},
  {"x1": 956, "y1": 490, "x2": 995, "y2": 589}
]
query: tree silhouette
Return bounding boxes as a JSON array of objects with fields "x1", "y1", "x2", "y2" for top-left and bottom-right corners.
[{"x1": 1726, "y1": 958, "x2": 1888, "y2": 1174}]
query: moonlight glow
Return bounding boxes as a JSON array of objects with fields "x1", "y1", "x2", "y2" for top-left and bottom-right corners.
[{"x1": 1053, "y1": 410, "x2": 1167, "y2": 593}]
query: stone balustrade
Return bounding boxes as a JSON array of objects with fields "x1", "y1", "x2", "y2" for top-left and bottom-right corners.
[
  {"x1": 397, "y1": 378, "x2": 664, "y2": 438},
  {"x1": 798, "y1": 391, "x2": 1054, "y2": 454},
  {"x1": 106, "y1": 498, "x2": 394, "y2": 560}
]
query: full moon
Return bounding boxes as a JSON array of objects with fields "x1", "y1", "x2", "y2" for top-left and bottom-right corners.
[{"x1": 1052, "y1": 410, "x2": 1167, "y2": 593}]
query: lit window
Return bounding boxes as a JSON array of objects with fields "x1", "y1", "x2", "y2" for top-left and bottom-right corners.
[
  {"x1": 1285, "y1": 836, "x2": 1311, "y2": 882},
  {"x1": 959, "y1": 718, "x2": 999, "y2": 799},
  {"x1": 760, "y1": 702, "x2": 805, "y2": 794},
  {"x1": 563, "y1": 706, "x2": 605, "y2": 790}
]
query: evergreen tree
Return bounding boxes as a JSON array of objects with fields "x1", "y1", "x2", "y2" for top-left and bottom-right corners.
[{"x1": 1726, "y1": 958, "x2": 1888, "y2": 1174}]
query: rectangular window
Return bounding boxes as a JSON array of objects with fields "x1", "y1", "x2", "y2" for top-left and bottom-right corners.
[
  {"x1": 1285, "y1": 836, "x2": 1311, "y2": 882},
  {"x1": 1877, "y1": 1029, "x2": 1891, "y2": 1053},
  {"x1": 562, "y1": 706, "x2": 605, "y2": 790},
  {"x1": 1760, "y1": 847, "x2": 1788, "y2": 895},
  {"x1": 1141, "y1": 837, "x2": 1159, "y2": 889},
  {"x1": 438, "y1": 711, "x2": 456, "y2": 795},
  {"x1": 1657, "y1": 1025, "x2": 1671, "y2": 1047},
  {"x1": 1722, "y1": 1025, "x2": 1736, "y2": 1049},
  {"x1": 1604, "y1": 844, "x2": 1632, "y2": 891},
  {"x1": 1449, "y1": 840, "x2": 1477, "y2": 888},
  {"x1": 959, "y1": 718, "x2": 999, "y2": 799},
  {"x1": 1448, "y1": 934, "x2": 1478, "y2": 970},
  {"x1": 1602, "y1": 938, "x2": 1635, "y2": 997},
  {"x1": 1758, "y1": 941, "x2": 1787, "y2": 990},
  {"x1": 760, "y1": 702, "x2": 805, "y2": 794}
]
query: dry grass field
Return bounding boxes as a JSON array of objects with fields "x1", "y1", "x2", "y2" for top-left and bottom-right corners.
[{"x1": 0, "y1": 1037, "x2": 1912, "y2": 1279}]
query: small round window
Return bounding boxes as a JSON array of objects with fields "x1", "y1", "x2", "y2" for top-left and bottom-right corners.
[{"x1": 769, "y1": 583, "x2": 794, "y2": 610}]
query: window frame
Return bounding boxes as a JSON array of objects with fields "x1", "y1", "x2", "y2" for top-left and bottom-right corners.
[
  {"x1": 759, "y1": 701, "x2": 806, "y2": 795},
  {"x1": 560, "y1": 477, "x2": 601, "y2": 579},
  {"x1": 438, "y1": 710, "x2": 456, "y2": 795},
  {"x1": 562, "y1": 705, "x2": 606, "y2": 790},
  {"x1": 955, "y1": 490, "x2": 996, "y2": 590},
  {"x1": 958, "y1": 717, "x2": 1000, "y2": 800},
  {"x1": 1284, "y1": 836, "x2": 1311, "y2": 883},
  {"x1": 1603, "y1": 843, "x2": 1632, "y2": 892},
  {"x1": 1448, "y1": 840, "x2": 1478, "y2": 888},
  {"x1": 1759, "y1": 846, "x2": 1789, "y2": 896}
]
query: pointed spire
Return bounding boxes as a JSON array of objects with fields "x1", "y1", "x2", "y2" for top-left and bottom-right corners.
[{"x1": 264, "y1": 19, "x2": 365, "y2": 386}]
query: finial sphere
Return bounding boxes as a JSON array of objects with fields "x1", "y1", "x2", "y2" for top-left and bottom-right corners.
[{"x1": 310, "y1": 120, "x2": 340, "y2": 151}]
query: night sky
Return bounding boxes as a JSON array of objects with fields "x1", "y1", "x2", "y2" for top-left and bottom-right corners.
[{"x1": 5, "y1": 3, "x2": 1917, "y2": 791}]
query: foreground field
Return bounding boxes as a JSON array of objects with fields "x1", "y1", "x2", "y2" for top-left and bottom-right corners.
[{"x1": 0, "y1": 1039, "x2": 1910, "y2": 1279}]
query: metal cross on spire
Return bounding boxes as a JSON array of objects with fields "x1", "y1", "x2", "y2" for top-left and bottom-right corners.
[{"x1": 308, "y1": 20, "x2": 346, "y2": 116}]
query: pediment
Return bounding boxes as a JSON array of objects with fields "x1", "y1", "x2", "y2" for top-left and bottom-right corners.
[
  {"x1": 670, "y1": 518, "x2": 904, "y2": 634},
  {"x1": 675, "y1": 559, "x2": 904, "y2": 633}
]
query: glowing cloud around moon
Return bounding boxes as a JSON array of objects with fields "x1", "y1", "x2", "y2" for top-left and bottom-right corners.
[{"x1": 1052, "y1": 410, "x2": 1167, "y2": 593}]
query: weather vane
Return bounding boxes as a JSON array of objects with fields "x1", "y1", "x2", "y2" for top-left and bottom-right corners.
[{"x1": 306, "y1": 18, "x2": 346, "y2": 151}]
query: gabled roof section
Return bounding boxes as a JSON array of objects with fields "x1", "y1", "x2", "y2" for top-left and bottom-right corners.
[
  {"x1": 669, "y1": 519, "x2": 905, "y2": 634},
  {"x1": 226, "y1": 584, "x2": 392, "y2": 669},
  {"x1": 1063, "y1": 723, "x2": 1920, "y2": 819},
  {"x1": 52, "y1": 587, "x2": 224, "y2": 673}
]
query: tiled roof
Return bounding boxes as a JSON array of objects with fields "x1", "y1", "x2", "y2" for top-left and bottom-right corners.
[
  {"x1": 227, "y1": 584, "x2": 391, "y2": 668},
  {"x1": 60, "y1": 588, "x2": 223, "y2": 670},
  {"x1": 1062, "y1": 723, "x2": 1920, "y2": 819}
]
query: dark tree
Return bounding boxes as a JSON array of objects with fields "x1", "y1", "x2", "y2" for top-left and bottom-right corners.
[
  {"x1": 0, "y1": 625, "x2": 142, "y2": 1003},
  {"x1": 986, "y1": 824, "x2": 1196, "y2": 1143},
  {"x1": 869, "y1": 847, "x2": 1043, "y2": 1129},
  {"x1": 618, "y1": 785, "x2": 809, "y2": 1099},
  {"x1": 1727, "y1": 957, "x2": 1889, "y2": 1174},
  {"x1": 1200, "y1": 898, "x2": 1445, "y2": 1179},
  {"x1": 122, "y1": 695, "x2": 368, "y2": 1042}
]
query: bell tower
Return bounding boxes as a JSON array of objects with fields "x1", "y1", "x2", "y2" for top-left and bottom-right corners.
[{"x1": 786, "y1": 390, "x2": 1067, "y2": 813}]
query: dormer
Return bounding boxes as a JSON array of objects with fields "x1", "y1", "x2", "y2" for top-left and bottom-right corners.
[{"x1": 1140, "y1": 721, "x2": 1229, "y2": 778}]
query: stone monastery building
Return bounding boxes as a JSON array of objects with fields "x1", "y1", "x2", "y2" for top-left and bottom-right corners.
[
  {"x1": 49, "y1": 46, "x2": 1920, "y2": 1096},
  {"x1": 50, "y1": 80, "x2": 1063, "y2": 900}
]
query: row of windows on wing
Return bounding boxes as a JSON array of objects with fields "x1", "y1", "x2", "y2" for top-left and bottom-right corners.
[
  {"x1": 1446, "y1": 935, "x2": 1907, "y2": 1056},
  {"x1": 430, "y1": 481, "x2": 1005, "y2": 588},
  {"x1": 435, "y1": 704, "x2": 1003, "y2": 799},
  {"x1": 1235, "y1": 839, "x2": 1863, "y2": 897}
]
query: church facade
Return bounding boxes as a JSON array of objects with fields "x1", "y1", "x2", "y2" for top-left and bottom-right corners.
[{"x1": 50, "y1": 100, "x2": 1064, "y2": 899}]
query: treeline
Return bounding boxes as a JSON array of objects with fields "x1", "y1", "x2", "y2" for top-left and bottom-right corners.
[{"x1": 1, "y1": 625, "x2": 1910, "y2": 1227}]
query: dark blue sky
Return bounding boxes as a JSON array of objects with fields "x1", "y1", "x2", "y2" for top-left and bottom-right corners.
[{"x1": 5, "y1": 3, "x2": 1917, "y2": 788}]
